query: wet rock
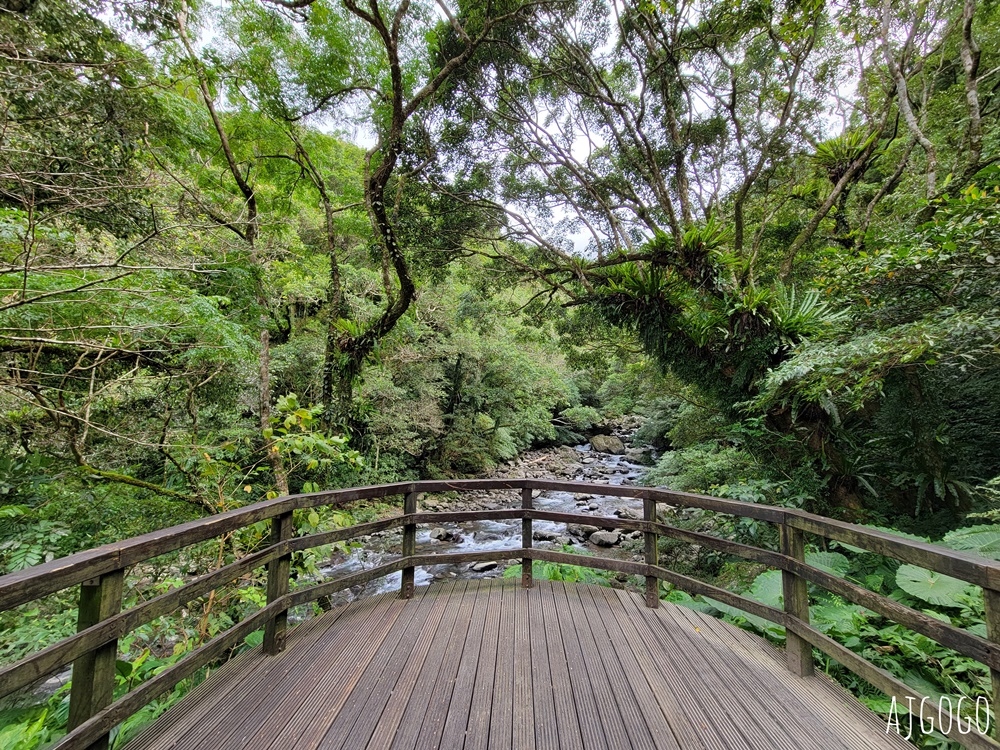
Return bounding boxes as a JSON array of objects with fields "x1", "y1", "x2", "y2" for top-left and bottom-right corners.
[
  {"x1": 614, "y1": 507, "x2": 640, "y2": 520},
  {"x1": 587, "y1": 502, "x2": 599, "y2": 510},
  {"x1": 576, "y1": 494, "x2": 593, "y2": 501},
  {"x1": 430, "y1": 527, "x2": 463, "y2": 543},
  {"x1": 471, "y1": 561, "x2": 498, "y2": 572},
  {"x1": 474, "y1": 532, "x2": 502, "y2": 542},
  {"x1": 589, "y1": 435, "x2": 626, "y2": 454},
  {"x1": 625, "y1": 448, "x2": 656, "y2": 466},
  {"x1": 557, "y1": 445, "x2": 579, "y2": 461},
  {"x1": 555, "y1": 536, "x2": 573, "y2": 546},
  {"x1": 533, "y1": 529, "x2": 560, "y2": 542},
  {"x1": 567, "y1": 523, "x2": 600, "y2": 539},
  {"x1": 589, "y1": 530, "x2": 621, "y2": 547}
]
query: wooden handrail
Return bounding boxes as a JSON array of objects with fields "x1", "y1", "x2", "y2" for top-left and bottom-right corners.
[{"x1": 0, "y1": 479, "x2": 997, "y2": 749}]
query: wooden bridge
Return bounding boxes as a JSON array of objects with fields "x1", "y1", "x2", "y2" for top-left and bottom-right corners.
[{"x1": 1, "y1": 479, "x2": 999, "y2": 750}]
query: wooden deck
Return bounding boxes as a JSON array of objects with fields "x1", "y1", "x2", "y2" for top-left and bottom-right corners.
[{"x1": 123, "y1": 580, "x2": 910, "y2": 750}]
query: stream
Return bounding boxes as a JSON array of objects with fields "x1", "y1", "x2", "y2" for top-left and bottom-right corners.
[{"x1": 312, "y1": 432, "x2": 654, "y2": 607}]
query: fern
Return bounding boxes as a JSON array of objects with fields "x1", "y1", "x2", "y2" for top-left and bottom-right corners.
[{"x1": 769, "y1": 283, "x2": 848, "y2": 339}]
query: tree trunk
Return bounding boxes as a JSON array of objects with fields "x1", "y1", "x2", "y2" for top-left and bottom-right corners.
[{"x1": 260, "y1": 329, "x2": 289, "y2": 496}]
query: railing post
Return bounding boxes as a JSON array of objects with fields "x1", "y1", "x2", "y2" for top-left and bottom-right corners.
[
  {"x1": 522, "y1": 487, "x2": 533, "y2": 588},
  {"x1": 263, "y1": 511, "x2": 293, "y2": 655},
  {"x1": 780, "y1": 522, "x2": 813, "y2": 677},
  {"x1": 984, "y1": 587, "x2": 1000, "y2": 740},
  {"x1": 68, "y1": 568, "x2": 124, "y2": 750},
  {"x1": 400, "y1": 491, "x2": 417, "y2": 599},
  {"x1": 643, "y1": 498, "x2": 658, "y2": 608}
]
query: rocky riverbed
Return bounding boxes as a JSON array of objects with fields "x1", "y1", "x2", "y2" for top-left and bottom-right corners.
[{"x1": 314, "y1": 420, "x2": 658, "y2": 605}]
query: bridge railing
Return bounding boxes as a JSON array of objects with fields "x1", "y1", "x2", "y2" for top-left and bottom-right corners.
[{"x1": 0, "y1": 479, "x2": 998, "y2": 750}]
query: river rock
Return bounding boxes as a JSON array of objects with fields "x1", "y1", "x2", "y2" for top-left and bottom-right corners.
[
  {"x1": 567, "y1": 523, "x2": 600, "y2": 539},
  {"x1": 589, "y1": 435, "x2": 625, "y2": 454},
  {"x1": 625, "y1": 448, "x2": 656, "y2": 466},
  {"x1": 430, "y1": 527, "x2": 463, "y2": 543},
  {"x1": 533, "y1": 529, "x2": 560, "y2": 542},
  {"x1": 614, "y1": 507, "x2": 640, "y2": 520},
  {"x1": 587, "y1": 502, "x2": 599, "y2": 510},
  {"x1": 471, "y1": 561, "x2": 498, "y2": 572},
  {"x1": 589, "y1": 530, "x2": 621, "y2": 547}
]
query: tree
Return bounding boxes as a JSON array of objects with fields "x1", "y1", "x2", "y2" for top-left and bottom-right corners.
[
  {"x1": 430, "y1": 0, "x2": 1000, "y2": 513},
  {"x1": 202, "y1": 0, "x2": 564, "y2": 433},
  {"x1": 0, "y1": 0, "x2": 261, "y2": 512}
]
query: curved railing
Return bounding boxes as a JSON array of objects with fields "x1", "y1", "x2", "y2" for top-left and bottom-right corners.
[{"x1": 1, "y1": 479, "x2": 999, "y2": 750}]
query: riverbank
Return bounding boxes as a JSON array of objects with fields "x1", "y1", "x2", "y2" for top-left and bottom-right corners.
[{"x1": 316, "y1": 419, "x2": 658, "y2": 603}]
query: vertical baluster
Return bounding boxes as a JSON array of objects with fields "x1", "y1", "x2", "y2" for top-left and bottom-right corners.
[
  {"x1": 984, "y1": 587, "x2": 1000, "y2": 740},
  {"x1": 522, "y1": 487, "x2": 533, "y2": 589},
  {"x1": 400, "y1": 491, "x2": 418, "y2": 599},
  {"x1": 643, "y1": 498, "x2": 658, "y2": 608},
  {"x1": 263, "y1": 511, "x2": 293, "y2": 655},
  {"x1": 68, "y1": 568, "x2": 125, "y2": 750},
  {"x1": 780, "y1": 523, "x2": 813, "y2": 677}
]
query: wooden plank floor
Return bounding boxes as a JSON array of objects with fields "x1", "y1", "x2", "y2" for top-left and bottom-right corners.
[{"x1": 124, "y1": 580, "x2": 912, "y2": 750}]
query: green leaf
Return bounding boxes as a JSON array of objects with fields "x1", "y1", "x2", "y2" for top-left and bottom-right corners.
[
  {"x1": 805, "y1": 551, "x2": 850, "y2": 576},
  {"x1": 942, "y1": 525, "x2": 1000, "y2": 560},
  {"x1": 748, "y1": 569, "x2": 784, "y2": 607},
  {"x1": 811, "y1": 603, "x2": 867, "y2": 634},
  {"x1": 895, "y1": 564, "x2": 972, "y2": 606}
]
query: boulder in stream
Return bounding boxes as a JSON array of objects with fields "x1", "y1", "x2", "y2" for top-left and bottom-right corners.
[
  {"x1": 589, "y1": 435, "x2": 625, "y2": 454},
  {"x1": 429, "y1": 527, "x2": 463, "y2": 543},
  {"x1": 567, "y1": 523, "x2": 600, "y2": 539},
  {"x1": 589, "y1": 530, "x2": 621, "y2": 547}
]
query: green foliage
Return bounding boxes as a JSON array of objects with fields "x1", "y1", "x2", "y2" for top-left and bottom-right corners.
[
  {"x1": 263, "y1": 393, "x2": 362, "y2": 496},
  {"x1": 894, "y1": 565, "x2": 973, "y2": 607},
  {"x1": 689, "y1": 528, "x2": 997, "y2": 747},
  {"x1": 0, "y1": 708, "x2": 54, "y2": 750},
  {"x1": 645, "y1": 443, "x2": 762, "y2": 495},
  {"x1": 0, "y1": 506, "x2": 68, "y2": 573},
  {"x1": 941, "y1": 525, "x2": 1000, "y2": 560},
  {"x1": 1, "y1": 0, "x2": 1000, "y2": 745},
  {"x1": 503, "y1": 548, "x2": 611, "y2": 585},
  {"x1": 558, "y1": 405, "x2": 603, "y2": 431}
]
